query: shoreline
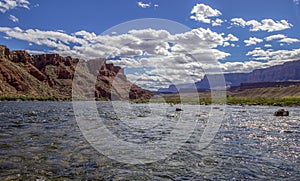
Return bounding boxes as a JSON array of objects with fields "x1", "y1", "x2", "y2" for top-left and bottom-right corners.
[{"x1": 1, "y1": 95, "x2": 300, "y2": 106}]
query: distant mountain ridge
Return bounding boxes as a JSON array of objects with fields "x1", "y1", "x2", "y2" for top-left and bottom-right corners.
[
  {"x1": 196, "y1": 60, "x2": 300, "y2": 89},
  {"x1": 158, "y1": 60, "x2": 300, "y2": 93},
  {"x1": 0, "y1": 45, "x2": 153, "y2": 100}
]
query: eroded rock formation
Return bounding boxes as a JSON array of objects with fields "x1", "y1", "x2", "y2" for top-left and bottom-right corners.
[{"x1": 0, "y1": 45, "x2": 153, "y2": 100}]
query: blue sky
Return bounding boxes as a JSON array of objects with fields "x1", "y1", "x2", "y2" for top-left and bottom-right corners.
[{"x1": 0, "y1": 0, "x2": 300, "y2": 89}]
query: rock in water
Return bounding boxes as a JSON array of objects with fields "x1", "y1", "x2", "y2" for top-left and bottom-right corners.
[
  {"x1": 274, "y1": 109, "x2": 289, "y2": 116},
  {"x1": 176, "y1": 108, "x2": 183, "y2": 112}
]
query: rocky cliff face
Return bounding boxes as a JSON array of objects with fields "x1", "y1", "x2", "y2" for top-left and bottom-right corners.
[
  {"x1": 0, "y1": 45, "x2": 153, "y2": 100},
  {"x1": 196, "y1": 60, "x2": 300, "y2": 89}
]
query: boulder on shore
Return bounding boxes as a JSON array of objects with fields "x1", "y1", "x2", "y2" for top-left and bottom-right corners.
[{"x1": 274, "y1": 109, "x2": 289, "y2": 116}]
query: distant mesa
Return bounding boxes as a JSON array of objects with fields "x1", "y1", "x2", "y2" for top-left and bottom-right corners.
[
  {"x1": 157, "y1": 59, "x2": 300, "y2": 93},
  {"x1": 196, "y1": 60, "x2": 300, "y2": 90},
  {"x1": 0, "y1": 45, "x2": 153, "y2": 100},
  {"x1": 158, "y1": 85, "x2": 178, "y2": 94}
]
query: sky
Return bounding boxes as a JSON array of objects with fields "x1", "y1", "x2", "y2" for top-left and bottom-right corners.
[{"x1": 0, "y1": 0, "x2": 300, "y2": 90}]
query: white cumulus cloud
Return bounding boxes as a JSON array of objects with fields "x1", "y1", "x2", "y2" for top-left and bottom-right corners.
[
  {"x1": 0, "y1": 0, "x2": 30, "y2": 13},
  {"x1": 231, "y1": 18, "x2": 247, "y2": 27},
  {"x1": 278, "y1": 37, "x2": 299, "y2": 44},
  {"x1": 264, "y1": 44, "x2": 272, "y2": 48},
  {"x1": 246, "y1": 48, "x2": 300, "y2": 63},
  {"x1": 137, "y1": 1, "x2": 150, "y2": 8},
  {"x1": 225, "y1": 34, "x2": 239, "y2": 42},
  {"x1": 190, "y1": 3, "x2": 222, "y2": 24},
  {"x1": 223, "y1": 42, "x2": 230, "y2": 47},
  {"x1": 212, "y1": 18, "x2": 223, "y2": 26},
  {"x1": 264, "y1": 34, "x2": 286, "y2": 41},
  {"x1": 231, "y1": 18, "x2": 292, "y2": 32},
  {"x1": 8, "y1": 14, "x2": 18, "y2": 22},
  {"x1": 252, "y1": 19, "x2": 292, "y2": 32},
  {"x1": 264, "y1": 34, "x2": 299, "y2": 44},
  {"x1": 244, "y1": 37, "x2": 263, "y2": 46}
]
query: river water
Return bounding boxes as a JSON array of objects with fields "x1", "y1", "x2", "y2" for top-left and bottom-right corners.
[{"x1": 0, "y1": 101, "x2": 299, "y2": 180}]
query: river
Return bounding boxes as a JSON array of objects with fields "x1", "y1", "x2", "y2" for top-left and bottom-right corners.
[{"x1": 0, "y1": 101, "x2": 299, "y2": 180}]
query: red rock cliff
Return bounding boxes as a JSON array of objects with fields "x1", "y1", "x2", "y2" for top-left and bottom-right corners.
[{"x1": 0, "y1": 45, "x2": 153, "y2": 100}]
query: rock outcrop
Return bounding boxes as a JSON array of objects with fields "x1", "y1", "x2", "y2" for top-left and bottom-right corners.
[
  {"x1": 0, "y1": 45, "x2": 153, "y2": 100},
  {"x1": 0, "y1": 45, "x2": 10, "y2": 59}
]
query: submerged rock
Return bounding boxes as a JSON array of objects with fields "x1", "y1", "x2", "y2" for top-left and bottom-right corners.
[
  {"x1": 280, "y1": 130, "x2": 293, "y2": 134},
  {"x1": 274, "y1": 109, "x2": 289, "y2": 116},
  {"x1": 175, "y1": 108, "x2": 183, "y2": 112}
]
